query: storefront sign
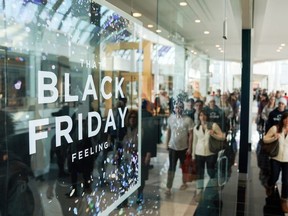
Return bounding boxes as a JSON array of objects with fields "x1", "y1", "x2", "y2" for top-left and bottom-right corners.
[{"x1": 28, "y1": 67, "x2": 127, "y2": 158}]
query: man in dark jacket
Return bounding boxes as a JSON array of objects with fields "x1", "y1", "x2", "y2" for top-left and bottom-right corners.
[{"x1": 265, "y1": 97, "x2": 288, "y2": 133}]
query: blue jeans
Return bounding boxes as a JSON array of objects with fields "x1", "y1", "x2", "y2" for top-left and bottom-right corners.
[{"x1": 268, "y1": 159, "x2": 288, "y2": 199}]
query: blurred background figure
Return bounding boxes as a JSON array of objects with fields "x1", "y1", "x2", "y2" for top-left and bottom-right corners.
[{"x1": 183, "y1": 98, "x2": 196, "y2": 122}]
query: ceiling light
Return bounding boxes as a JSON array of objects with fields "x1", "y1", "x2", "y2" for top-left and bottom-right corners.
[
  {"x1": 277, "y1": 50, "x2": 281, "y2": 52},
  {"x1": 179, "y1": 2, "x2": 187, "y2": 6},
  {"x1": 156, "y1": 29, "x2": 162, "y2": 33},
  {"x1": 215, "y1": 44, "x2": 220, "y2": 48},
  {"x1": 281, "y1": 43, "x2": 286, "y2": 47},
  {"x1": 132, "y1": 12, "x2": 142, "y2": 17},
  {"x1": 195, "y1": 19, "x2": 201, "y2": 23},
  {"x1": 147, "y1": 24, "x2": 154, "y2": 28},
  {"x1": 204, "y1": 31, "x2": 210, "y2": 34},
  {"x1": 279, "y1": 47, "x2": 283, "y2": 50}
]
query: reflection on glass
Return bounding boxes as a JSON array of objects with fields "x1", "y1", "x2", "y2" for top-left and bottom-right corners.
[{"x1": 0, "y1": 0, "x2": 141, "y2": 215}]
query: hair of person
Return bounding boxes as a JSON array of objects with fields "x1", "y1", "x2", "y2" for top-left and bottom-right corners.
[
  {"x1": 174, "y1": 100, "x2": 184, "y2": 108},
  {"x1": 126, "y1": 110, "x2": 138, "y2": 126},
  {"x1": 186, "y1": 98, "x2": 195, "y2": 103},
  {"x1": 195, "y1": 99, "x2": 204, "y2": 105},
  {"x1": 278, "y1": 111, "x2": 288, "y2": 133},
  {"x1": 196, "y1": 109, "x2": 209, "y2": 130}
]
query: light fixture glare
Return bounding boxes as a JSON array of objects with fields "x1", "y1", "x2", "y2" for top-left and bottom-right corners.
[
  {"x1": 132, "y1": 12, "x2": 142, "y2": 17},
  {"x1": 179, "y1": 2, "x2": 187, "y2": 6}
]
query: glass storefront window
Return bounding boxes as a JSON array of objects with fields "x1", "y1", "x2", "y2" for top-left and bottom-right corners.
[{"x1": 0, "y1": 1, "x2": 142, "y2": 215}]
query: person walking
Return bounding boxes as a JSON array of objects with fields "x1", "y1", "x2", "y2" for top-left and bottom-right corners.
[
  {"x1": 165, "y1": 100, "x2": 194, "y2": 195},
  {"x1": 192, "y1": 110, "x2": 225, "y2": 202},
  {"x1": 263, "y1": 112, "x2": 288, "y2": 212},
  {"x1": 265, "y1": 97, "x2": 288, "y2": 133},
  {"x1": 261, "y1": 95, "x2": 276, "y2": 134}
]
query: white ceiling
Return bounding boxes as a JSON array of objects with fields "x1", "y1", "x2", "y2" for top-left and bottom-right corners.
[{"x1": 107, "y1": 0, "x2": 288, "y2": 63}]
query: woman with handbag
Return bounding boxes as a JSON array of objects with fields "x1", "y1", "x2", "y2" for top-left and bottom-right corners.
[
  {"x1": 192, "y1": 110, "x2": 225, "y2": 202},
  {"x1": 263, "y1": 111, "x2": 288, "y2": 213}
]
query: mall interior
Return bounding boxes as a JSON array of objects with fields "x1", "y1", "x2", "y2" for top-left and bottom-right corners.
[{"x1": 1, "y1": 0, "x2": 288, "y2": 215}]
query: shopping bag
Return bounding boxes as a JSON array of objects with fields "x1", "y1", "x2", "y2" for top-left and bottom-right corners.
[{"x1": 181, "y1": 154, "x2": 196, "y2": 182}]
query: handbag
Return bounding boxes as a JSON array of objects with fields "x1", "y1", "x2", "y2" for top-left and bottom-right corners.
[
  {"x1": 207, "y1": 122, "x2": 227, "y2": 153},
  {"x1": 209, "y1": 135, "x2": 227, "y2": 153},
  {"x1": 261, "y1": 138, "x2": 279, "y2": 157}
]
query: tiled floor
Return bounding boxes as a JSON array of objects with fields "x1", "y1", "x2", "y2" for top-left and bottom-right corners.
[{"x1": 109, "y1": 145, "x2": 199, "y2": 216}]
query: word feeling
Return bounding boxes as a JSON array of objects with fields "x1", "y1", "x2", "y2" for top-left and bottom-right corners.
[{"x1": 71, "y1": 142, "x2": 110, "y2": 163}]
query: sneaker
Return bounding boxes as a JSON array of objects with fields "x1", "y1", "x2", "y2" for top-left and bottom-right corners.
[
  {"x1": 165, "y1": 189, "x2": 172, "y2": 196},
  {"x1": 180, "y1": 184, "x2": 188, "y2": 190}
]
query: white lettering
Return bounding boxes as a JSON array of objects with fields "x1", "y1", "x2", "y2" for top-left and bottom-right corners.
[
  {"x1": 80, "y1": 59, "x2": 84, "y2": 67},
  {"x1": 90, "y1": 146, "x2": 95, "y2": 155},
  {"x1": 82, "y1": 75, "x2": 98, "y2": 101},
  {"x1": 101, "y1": 76, "x2": 112, "y2": 100},
  {"x1": 104, "y1": 109, "x2": 116, "y2": 133},
  {"x1": 78, "y1": 150, "x2": 83, "y2": 160},
  {"x1": 115, "y1": 77, "x2": 124, "y2": 98},
  {"x1": 70, "y1": 143, "x2": 110, "y2": 162},
  {"x1": 29, "y1": 118, "x2": 49, "y2": 154},
  {"x1": 88, "y1": 112, "x2": 101, "y2": 137},
  {"x1": 72, "y1": 153, "x2": 77, "y2": 162},
  {"x1": 64, "y1": 73, "x2": 78, "y2": 102},
  {"x1": 80, "y1": 59, "x2": 97, "y2": 69},
  {"x1": 55, "y1": 116, "x2": 73, "y2": 147},
  {"x1": 38, "y1": 71, "x2": 125, "y2": 104},
  {"x1": 38, "y1": 71, "x2": 58, "y2": 104},
  {"x1": 86, "y1": 60, "x2": 90, "y2": 68},
  {"x1": 78, "y1": 113, "x2": 83, "y2": 140},
  {"x1": 92, "y1": 61, "x2": 97, "y2": 68},
  {"x1": 85, "y1": 148, "x2": 89, "y2": 157},
  {"x1": 118, "y1": 107, "x2": 128, "y2": 127}
]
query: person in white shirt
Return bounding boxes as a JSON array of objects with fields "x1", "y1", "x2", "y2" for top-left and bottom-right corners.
[
  {"x1": 263, "y1": 112, "x2": 288, "y2": 212},
  {"x1": 165, "y1": 100, "x2": 194, "y2": 195},
  {"x1": 192, "y1": 110, "x2": 225, "y2": 202}
]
